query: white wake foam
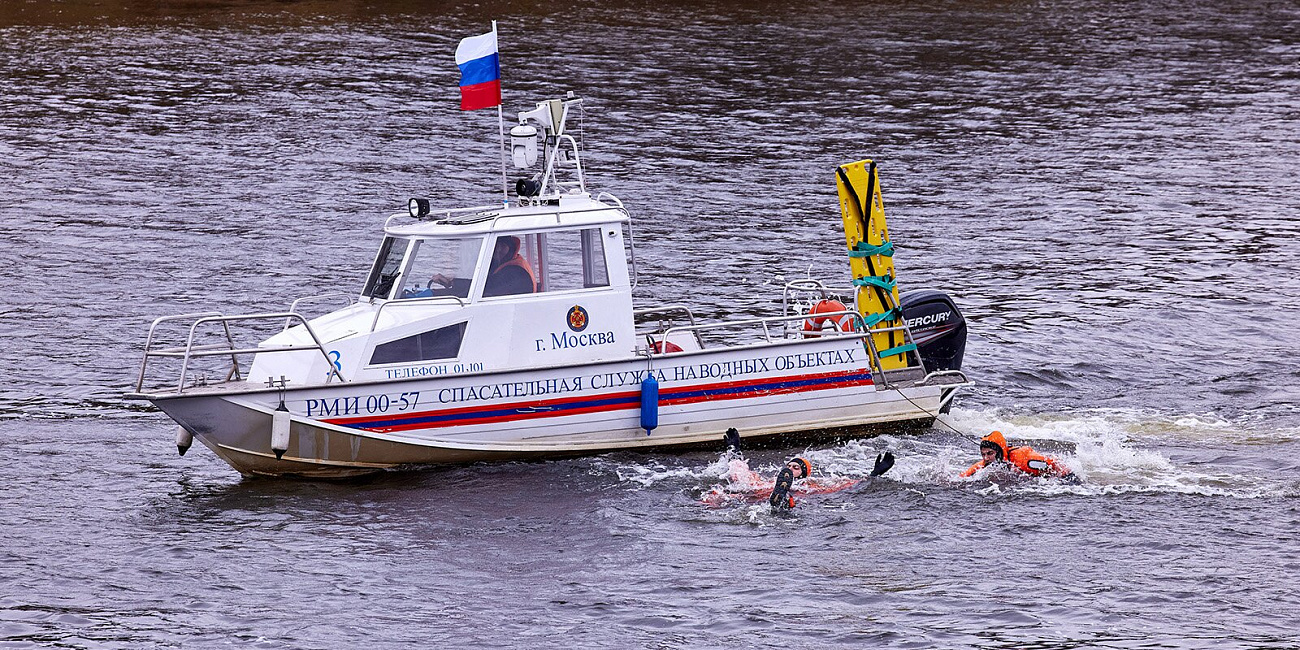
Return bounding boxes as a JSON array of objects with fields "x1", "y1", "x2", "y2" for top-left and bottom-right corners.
[{"x1": 600, "y1": 406, "x2": 1298, "y2": 500}]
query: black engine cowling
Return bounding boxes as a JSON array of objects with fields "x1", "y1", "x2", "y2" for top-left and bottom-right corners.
[{"x1": 899, "y1": 289, "x2": 967, "y2": 372}]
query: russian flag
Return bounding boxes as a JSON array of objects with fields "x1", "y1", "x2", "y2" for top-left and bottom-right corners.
[{"x1": 455, "y1": 28, "x2": 501, "y2": 111}]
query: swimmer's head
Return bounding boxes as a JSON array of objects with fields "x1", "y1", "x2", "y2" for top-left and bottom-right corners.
[
  {"x1": 787, "y1": 457, "x2": 811, "y2": 479},
  {"x1": 980, "y1": 431, "x2": 1008, "y2": 462}
]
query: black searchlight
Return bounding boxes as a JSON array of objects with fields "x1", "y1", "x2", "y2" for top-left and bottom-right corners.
[
  {"x1": 408, "y1": 197, "x2": 431, "y2": 218},
  {"x1": 515, "y1": 179, "x2": 541, "y2": 198}
]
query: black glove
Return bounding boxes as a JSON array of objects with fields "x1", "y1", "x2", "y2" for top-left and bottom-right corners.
[
  {"x1": 724, "y1": 428, "x2": 741, "y2": 453},
  {"x1": 770, "y1": 466, "x2": 795, "y2": 512},
  {"x1": 870, "y1": 451, "x2": 895, "y2": 477},
  {"x1": 1060, "y1": 472, "x2": 1082, "y2": 485}
]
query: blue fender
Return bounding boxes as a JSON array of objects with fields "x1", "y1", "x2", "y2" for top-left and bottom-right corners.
[{"x1": 640, "y1": 374, "x2": 659, "y2": 435}]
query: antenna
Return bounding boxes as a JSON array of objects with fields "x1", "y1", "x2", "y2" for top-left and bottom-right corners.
[{"x1": 493, "y1": 21, "x2": 508, "y2": 205}]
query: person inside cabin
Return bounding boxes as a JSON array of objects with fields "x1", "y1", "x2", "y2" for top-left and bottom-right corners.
[
  {"x1": 960, "y1": 430, "x2": 1080, "y2": 483},
  {"x1": 429, "y1": 235, "x2": 536, "y2": 298},
  {"x1": 482, "y1": 235, "x2": 536, "y2": 297}
]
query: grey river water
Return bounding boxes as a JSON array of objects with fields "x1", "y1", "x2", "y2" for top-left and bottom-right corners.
[{"x1": 2, "y1": 0, "x2": 1299, "y2": 647}]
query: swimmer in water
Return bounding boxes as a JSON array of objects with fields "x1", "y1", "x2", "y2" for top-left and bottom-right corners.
[
  {"x1": 769, "y1": 457, "x2": 811, "y2": 513},
  {"x1": 960, "y1": 430, "x2": 1080, "y2": 483},
  {"x1": 707, "y1": 429, "x2": 895, "y2": 512},
  {"x1": 768, "y1": 452, "x2": 895, "y2": 514}
]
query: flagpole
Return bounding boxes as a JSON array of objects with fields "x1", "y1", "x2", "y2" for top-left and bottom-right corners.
[{"x1": 494, "y1": 20, "x2": 509, "y2": 206}]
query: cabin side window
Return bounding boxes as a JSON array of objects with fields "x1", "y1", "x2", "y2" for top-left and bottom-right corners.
[
  {"x1": 502, "y1": 228, "x2": 608, "y2": 294},
  {"x1": 580, "y1": 228, "x2": 610, "y2": 288},
  {"x1": 362, "y1": 237, "x2": 410, "y2": 299},
  {"x1": 369, "y1": 322, "x2": 468, "y2": 365}
]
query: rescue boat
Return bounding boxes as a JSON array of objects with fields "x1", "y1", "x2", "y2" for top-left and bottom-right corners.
[{"x1": 126, "y1": 94, "x2": 971, "y2": 477}]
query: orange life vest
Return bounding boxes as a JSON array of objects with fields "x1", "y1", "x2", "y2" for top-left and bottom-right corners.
[{"x1": 495, "y1": 254, "x2": 536, "y2": 292}]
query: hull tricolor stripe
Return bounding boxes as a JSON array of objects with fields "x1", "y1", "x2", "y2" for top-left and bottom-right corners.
[{"x1": 323, "y1": 369, "x2": 873, "y2": 434}]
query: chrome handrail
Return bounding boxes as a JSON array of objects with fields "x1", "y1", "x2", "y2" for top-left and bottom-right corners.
[
  {"x1": 286, "y1": 293, "x2": 356, "y2": 330},
  {"x1": 369, "y1": 295, "x2": 466, "y2": 332},
  {"x1": 596, "y1": 192, "x2": 637, "y2": 290},
  {"x1": 781, "y1": 279, "x2": 827, "y2": 330},
  {"x1": 658, "y1": 309, "x2": 924, "y2": 386},
  {"x1": 633, "y1": 304, "x2": 697, "y2": 327},
  {"x1": 916, "y1": 369, "x2": 971, "y2": 386},
  {"x1": 780, "y1": 279, "x2": 854, "y2": 330},
  {"x1": 384, "y1": 203, "x2": 504, "y2": 229},
  {"x1": 135, "y1": 312, "x2": 223, "y2": 393},
  {"x1": 778, "y1": 276, "x2": 928, "y2": 382},
  {"x1": 660, "y1": 311, "x2": 867, "y2": 348},
  {"x1": 171, "y1": 312, "x2": 342, "y2": 394},
  {"x1": 152, "y1": 344, "x2": 330, "y2": 358}
]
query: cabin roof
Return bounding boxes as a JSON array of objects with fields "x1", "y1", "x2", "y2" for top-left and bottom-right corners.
[{"x1": 385, "y1": 195, "x2": 627, "y2": 238}]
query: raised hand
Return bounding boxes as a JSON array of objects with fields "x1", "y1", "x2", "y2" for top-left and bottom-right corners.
[{"x1": 870, "y1": 451, "x2": 895, "y2": 477}]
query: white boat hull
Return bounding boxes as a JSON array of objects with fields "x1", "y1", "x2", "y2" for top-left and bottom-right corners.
[{"x1": 152, "y1": 337, "x2": 960, "y2": 477}]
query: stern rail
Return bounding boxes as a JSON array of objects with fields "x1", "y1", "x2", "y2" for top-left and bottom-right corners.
[
  {"x1": 634, "y1": 304, "x2": 698, "y2": 327},
  {"x1": 657, "y1": 310, "x2": 926, "y2": 389}
]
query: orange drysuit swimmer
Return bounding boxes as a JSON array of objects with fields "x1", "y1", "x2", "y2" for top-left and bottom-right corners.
[{"x1": 960, "y1": 431, "x2": 1077, "y2": 481}]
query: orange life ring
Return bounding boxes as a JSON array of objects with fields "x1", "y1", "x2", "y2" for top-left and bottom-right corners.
[{"x1": 803, "y1": 300, "x2": 855, "y2": 335}]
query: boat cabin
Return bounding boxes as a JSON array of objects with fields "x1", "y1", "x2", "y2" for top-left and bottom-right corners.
[{"x1": 247, "y1": 195, "x2": 639, "y2": 386}]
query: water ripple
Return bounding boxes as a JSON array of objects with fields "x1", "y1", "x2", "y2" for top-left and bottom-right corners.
[{"x1": 3, "y1": 0, "x2": 1299, "y2": 646}]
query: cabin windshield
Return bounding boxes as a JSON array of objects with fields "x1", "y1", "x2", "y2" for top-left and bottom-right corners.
[
  {"x1": 397, "y1": 237, "x2": 484, "y2": 300},
  {"x1": 362, "y1": 237, "x2": 410, "y2": 299}
]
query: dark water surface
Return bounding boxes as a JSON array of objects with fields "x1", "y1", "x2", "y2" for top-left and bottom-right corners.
[{"x1": 2, "y1": 1, "x2": 1299, "y2": 647}]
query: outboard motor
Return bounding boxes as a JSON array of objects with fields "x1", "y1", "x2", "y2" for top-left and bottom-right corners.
[{"x1": 899, "y1": 289, "x2": 967, "y2": 372}]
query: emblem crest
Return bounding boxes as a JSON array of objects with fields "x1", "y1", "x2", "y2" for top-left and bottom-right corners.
[{"x1": 567, "y1": 305, "x2": 589, "y2": 332}]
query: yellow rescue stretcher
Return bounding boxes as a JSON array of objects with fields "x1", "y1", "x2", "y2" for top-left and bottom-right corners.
[{"x1": 835, "y1": 159, "x2": 918, "y2": 372}]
